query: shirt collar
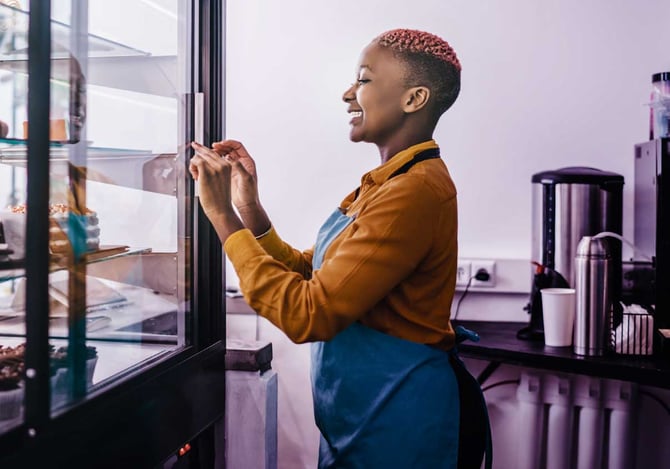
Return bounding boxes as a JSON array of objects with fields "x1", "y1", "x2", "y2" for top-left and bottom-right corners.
[{"x1": 368, "y1": 140, "x2": 439, "y2": 186}]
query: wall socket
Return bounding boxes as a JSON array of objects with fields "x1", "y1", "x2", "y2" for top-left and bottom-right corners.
[
  {"x1": 456, "y1": 260, "x2": 472, "y2": 286},
  {"x1": 471, "y1": 260, "x2": 496, "y2": 287},
  {"x1": 455, "y1": 258, "x2": 528, "y2": 293}
]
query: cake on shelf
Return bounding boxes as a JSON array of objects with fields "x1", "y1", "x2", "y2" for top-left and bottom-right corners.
[{"x1": 0, "y1": 203, "x2": 100, "y2": 259}]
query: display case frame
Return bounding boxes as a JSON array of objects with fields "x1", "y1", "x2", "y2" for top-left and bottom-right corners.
[{"x1": 0, "y1": 1, "x2": 227, "y2": 466}]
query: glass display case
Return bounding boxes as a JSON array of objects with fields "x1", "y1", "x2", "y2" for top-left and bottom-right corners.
[{"x1": 0, "y1": 1, "x2": 226, "y2": 466}]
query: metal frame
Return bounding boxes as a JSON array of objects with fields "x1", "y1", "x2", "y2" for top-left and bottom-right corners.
[{"x1": 23, "y1": 0, "x2": 52, "y2": 438}]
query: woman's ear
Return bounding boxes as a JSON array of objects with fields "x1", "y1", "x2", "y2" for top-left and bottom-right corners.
[{"x1": 402, "y1": 86, "x2": 430, "y2": 113}]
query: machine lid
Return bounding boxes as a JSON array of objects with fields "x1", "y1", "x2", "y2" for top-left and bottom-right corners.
[
  {"x1": 531, "y1": 166, "x2": 624, "y2": 185},
  {"x1": 576, "y1": 236, "x2": 611, "y2": 259}
]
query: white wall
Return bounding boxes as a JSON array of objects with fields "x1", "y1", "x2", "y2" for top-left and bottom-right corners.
[
  {"x1": 225, "y1": 0, "x2": 670, "y2": 273},
  {"x1": 224, "y1": 1, "x2": 670, "y2": 468}
]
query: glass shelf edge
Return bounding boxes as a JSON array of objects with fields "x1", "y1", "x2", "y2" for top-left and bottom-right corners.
[
  {"x1": 0, "y1": 3, "x2": 150, "y2": 61},
  {"x1": 0, "y1": 246, "x2": 153, "y2": 283}
]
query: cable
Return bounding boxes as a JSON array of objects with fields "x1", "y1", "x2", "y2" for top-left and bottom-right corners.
[
  {"x1": 593, "y1": 231, "x2": 653, "y2": 262},
  {"x1": 481, "y1": 379, "x2": 520, "y2": 393},
  {"x1": 452, "y1": 276, "x2": 473, "y2": 320},
  {"x1": 452, "y1": 269, "x2": 491, "y2": 320},
  {"x1": 639, "y1": 390, "x2": 670, "y2": 415}
]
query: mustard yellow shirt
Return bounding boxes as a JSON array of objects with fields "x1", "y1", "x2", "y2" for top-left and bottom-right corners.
[{"x1": 225, "y1": 140, "x2": 458, "y2": 350}]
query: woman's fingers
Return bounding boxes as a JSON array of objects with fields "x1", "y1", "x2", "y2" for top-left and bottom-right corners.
[
  {"x1": 191, "y1": 141, "x2": 223, "y2": 163},
  {"x1": 213, "y1": 140, "x2": 255, "y2": 168},
  {"x1": 189, "y1": 142, "x2": 234, "y2": 182},
  {"x1": 188, "y1": 160, "x2": 199, "y2": 180},
  {"x1": 212, "y1": 139, "x2": 249, "y2": 157}
]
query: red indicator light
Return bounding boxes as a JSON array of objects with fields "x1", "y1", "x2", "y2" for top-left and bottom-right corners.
[{"x1": 178, "y1": 442, "x2": 192, "y2": 457}]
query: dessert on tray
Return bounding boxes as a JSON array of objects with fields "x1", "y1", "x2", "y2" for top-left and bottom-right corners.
[{"x1": 0, "y1": 203, "x2": 100, "y2": 259}]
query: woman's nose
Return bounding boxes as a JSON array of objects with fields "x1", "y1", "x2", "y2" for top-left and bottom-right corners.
[{"x1": 342, "y1": 83, "x2": 356, "y2": 102}]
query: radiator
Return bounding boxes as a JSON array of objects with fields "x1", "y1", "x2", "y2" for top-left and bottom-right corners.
[{"x1": 515, "y1": 372, "x2": 637, "y2": 469}]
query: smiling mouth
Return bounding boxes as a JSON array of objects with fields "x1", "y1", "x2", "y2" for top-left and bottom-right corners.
[{"x1": 349, "y1": 111, "x2": 362, "y2": 118}]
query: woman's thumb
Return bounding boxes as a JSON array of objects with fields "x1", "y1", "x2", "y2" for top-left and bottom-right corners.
[{"x1": 232, "y1": 159, "x2": 247, "y2": 173}]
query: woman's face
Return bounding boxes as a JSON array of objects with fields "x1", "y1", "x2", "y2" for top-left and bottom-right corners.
[{"x1": 342, "y1": 43, "x2": 410, "y2": 145}]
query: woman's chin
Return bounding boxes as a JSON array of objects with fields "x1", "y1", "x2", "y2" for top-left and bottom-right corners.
[{"x1": 348, "y1": 129, "x2": 364, "y2": 143}]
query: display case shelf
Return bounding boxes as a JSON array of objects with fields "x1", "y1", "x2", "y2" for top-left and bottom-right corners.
[
  {"x1": 0, "y1": 3, "x2": 148, "y2": 60},
  {"x1": 0, "y1": 55, "x2": 179, "y2": 97},
  {"x1": 0, "y1": 245, "x2": 151, "y2": 283},
  {"x1": 0, "y1": 139, "x2": 177, "y2": 193},
  {"x1": 0, "y1": 4, "x2": 178, "y2": 97},
  {"x1": 0, "y1": 138, "x2": 152, "y2": 158}
]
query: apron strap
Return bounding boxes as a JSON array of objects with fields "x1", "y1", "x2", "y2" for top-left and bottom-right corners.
[
  {"x1": 451, "y1": 327, "x2": 492, "y2": 469},
  {"x1": 450, "y1": 352, "x2": 494, "y2": 469},
  {"x1": 389, "y1": 147, "x2": 441, "y2": 179},
  {"x1": 351, "y1": 148, "x2": 441, "y2": 201}
]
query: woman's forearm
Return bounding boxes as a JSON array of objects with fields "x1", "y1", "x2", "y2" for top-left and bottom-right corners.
[
  {"x1": 208, "y1": 209, "x2": 246, "y2": 244},
  {"x1": 236, "y1": 201, "x2": 272, "y2": 237}
]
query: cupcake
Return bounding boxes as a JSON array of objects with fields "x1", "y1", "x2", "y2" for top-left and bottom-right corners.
[{"x1": 0, "y1": 345, "x2": 24, "y2": 420}]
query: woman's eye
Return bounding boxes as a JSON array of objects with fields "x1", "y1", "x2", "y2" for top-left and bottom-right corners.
[{"x1": 357, "y1": 79, "x2": 370, "y2": 85}]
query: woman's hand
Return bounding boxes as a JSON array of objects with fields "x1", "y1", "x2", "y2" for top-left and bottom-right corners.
[
  {"x1": 189, "y1": 141, "x2": 244, "y2": 242},
  {"x1": 212, "y1": 139, "x2": 259, "y2": 211},
  {"x1": 212, "y1": 139, "x2": 271, "y2": 237}
]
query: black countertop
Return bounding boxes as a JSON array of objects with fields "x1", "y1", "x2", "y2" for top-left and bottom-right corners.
[
  {"x1": 454, "y1": 320, "x2": 670, "y2": 389},
  {"x1": 227, "y1": 298, "x2": 670, "y2": 389}
]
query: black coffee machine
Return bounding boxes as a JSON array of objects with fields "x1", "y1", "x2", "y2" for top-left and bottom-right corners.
[
  {"x1": 518, "y1": 167, "x2": 624, "y2": 341},
  {"x1": 634, "y1": 138, "x2": 670, "y2": 356}
]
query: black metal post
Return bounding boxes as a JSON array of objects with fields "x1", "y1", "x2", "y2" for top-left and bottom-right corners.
[
  {"x1": 195, "y1": 0, "x2": 225, "y2": 348},
  {"x1": 24, "y1": 0, "x2": 52, "y2": 437}
]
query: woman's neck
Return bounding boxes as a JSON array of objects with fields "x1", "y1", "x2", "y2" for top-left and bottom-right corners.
[{"x1": 377, "y1": 131, "x2": 435, "y2": 164}]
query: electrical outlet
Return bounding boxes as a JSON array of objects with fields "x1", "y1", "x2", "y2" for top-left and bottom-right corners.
[
  {"x1": 456, "y1": 260, "x2": 471, "y2": 286},
  {"x1": 471, "y1": 260, "x2": 496, "y2": 287}
]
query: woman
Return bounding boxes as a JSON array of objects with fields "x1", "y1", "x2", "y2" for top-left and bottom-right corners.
[{"x1": 190, "y1": 29, "x2": 488, "y2": 469}]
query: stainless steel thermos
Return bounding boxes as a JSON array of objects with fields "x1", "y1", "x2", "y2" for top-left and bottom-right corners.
[{"x1": 574, "y1": 236, "x2": 612, "y2": 356}]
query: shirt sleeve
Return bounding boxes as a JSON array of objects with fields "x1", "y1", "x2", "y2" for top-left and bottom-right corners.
[
  {"x1": 255, "y1": 226, "x2": 313, "y2": 278},
  {"x1": 224, "y1": 176, "x2": 441, "y2": 343}
]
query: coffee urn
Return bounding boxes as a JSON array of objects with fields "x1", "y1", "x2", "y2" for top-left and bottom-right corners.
[{"x1": 521, "y1": 167, "x2": 624, "y2": 341}]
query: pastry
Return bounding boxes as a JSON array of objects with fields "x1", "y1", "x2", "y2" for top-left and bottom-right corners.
[{"x1": 2, "y1": 203, "x2": 100, "y2": 258}]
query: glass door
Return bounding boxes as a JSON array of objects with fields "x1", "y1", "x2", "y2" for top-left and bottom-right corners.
[{"x1": 0, "y1": 0, "x2": 194, "y2": 430}]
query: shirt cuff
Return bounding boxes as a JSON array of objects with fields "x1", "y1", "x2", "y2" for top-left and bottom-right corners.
[
  {"x1": 254, "y1": 225, "x2": 273, "y2": 240},
  {"x1": 224, "y1": 228, "x2": 267, "y2": 267},
  {"x1": 255, "y1": 226, "x2": 286, "y2": 257}
]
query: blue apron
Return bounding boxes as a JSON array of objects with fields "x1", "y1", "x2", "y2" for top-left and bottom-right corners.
[{"x1": 309, "y1": 149, "x2": 491, "y2": 468}]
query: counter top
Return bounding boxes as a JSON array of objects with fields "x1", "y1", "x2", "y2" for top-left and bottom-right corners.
[
  {"x1": 454, "y1": 320, "x2": 670, "y2": 389},
  {"x1": 226, "y1": 297, "x2": 670, "y2": 388}
]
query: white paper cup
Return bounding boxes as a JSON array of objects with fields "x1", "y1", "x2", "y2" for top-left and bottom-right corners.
[{"x1": 541, "y1": 288, "x2": 576, "y2": 347}]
